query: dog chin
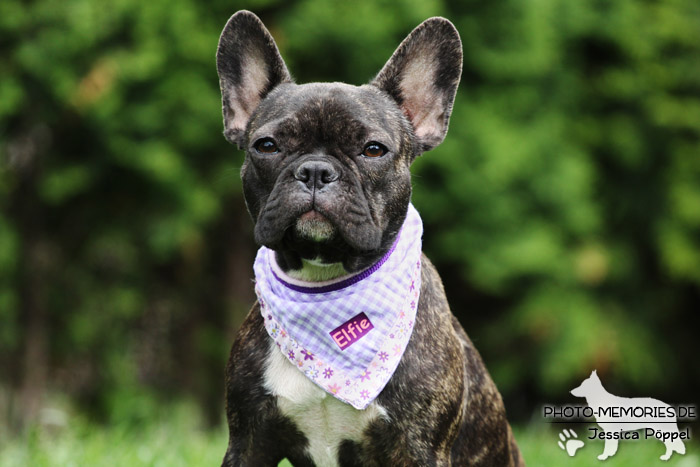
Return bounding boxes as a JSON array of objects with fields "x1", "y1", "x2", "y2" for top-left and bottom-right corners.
[{"x1": 295, "y1": 210, "x2": 336, "y2": 242}]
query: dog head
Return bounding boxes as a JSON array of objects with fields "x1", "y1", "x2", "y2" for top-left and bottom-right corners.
[
  {"x1": 216, "y1": 11, "x2": 462, "y2": 273},
  {"x1": 571, "y1": 370, "x2": 603, "y2": 398}
]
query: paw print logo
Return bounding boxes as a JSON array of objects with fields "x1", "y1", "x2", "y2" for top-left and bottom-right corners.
[{"x1": 557, "y1": 428, "x2": 584, "y2": 457}]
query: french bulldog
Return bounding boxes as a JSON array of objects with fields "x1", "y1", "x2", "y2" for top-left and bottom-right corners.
[{"x1": 217, "y1": 10, "x2": 524, "y2": 466}]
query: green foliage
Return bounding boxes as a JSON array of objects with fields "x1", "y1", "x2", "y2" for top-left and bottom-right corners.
[
  {"x1": 413, "y1": 0, "x2": 700, "y2": 398},
  {"x1": 1, "y1": 0, "x2": 699, "y2": 444}
]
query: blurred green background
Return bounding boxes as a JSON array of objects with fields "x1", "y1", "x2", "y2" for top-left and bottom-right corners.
[{"x1": 1, "y1": 0, "x2": 699, "y2": 463}]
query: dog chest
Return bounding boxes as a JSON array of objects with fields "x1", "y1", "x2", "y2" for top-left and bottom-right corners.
[{"x1": 263, "y1": 340, "x2": 389, "y2": 466}]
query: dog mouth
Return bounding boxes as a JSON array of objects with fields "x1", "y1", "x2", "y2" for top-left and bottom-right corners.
[
  {"x1": 295, "y1": 209, "x2": 336, "y2": 242},
  {"x1": 255, "y1": 195, "x2": 381, "y2": 255}
]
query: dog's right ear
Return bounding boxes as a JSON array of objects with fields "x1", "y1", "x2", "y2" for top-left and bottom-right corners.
[{"x1": 216, "y1": 11, "x2": 292, "y2": 148}]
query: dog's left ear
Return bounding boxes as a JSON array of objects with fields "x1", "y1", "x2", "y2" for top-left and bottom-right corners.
[{"x1": 372, "y1": 18, "x2": 462, "y2": 153}]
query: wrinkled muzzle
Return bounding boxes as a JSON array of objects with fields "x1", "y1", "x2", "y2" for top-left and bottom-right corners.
[{"x1": 252, "y1": 157, "x2": 382, "y2": 254}]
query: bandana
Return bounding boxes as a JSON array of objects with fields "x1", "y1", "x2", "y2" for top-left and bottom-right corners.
[{"x1": 254, "y1": 204, "x2": 422, "y2": 409}]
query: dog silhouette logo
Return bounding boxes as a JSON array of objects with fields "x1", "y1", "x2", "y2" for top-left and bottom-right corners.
[{"x1": 570, "y1": 370, "x2": 687, "y2": 461}]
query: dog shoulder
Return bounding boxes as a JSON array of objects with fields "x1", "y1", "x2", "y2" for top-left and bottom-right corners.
[{"x1": 417, "y1": 255, "x2": 523, "y2": 466}]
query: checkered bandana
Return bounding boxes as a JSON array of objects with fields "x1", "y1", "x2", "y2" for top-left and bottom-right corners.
[{"x1": 254, "y1": 204, "x2": 423, "y2": 409}]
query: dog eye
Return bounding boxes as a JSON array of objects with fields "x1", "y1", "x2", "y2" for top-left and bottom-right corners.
[
  {"x1": 361, "y1": 142, "x2": 387, "y2": 158},
  {"x1": 254, "y1": 138, "x2": 279, "y2": 155}
]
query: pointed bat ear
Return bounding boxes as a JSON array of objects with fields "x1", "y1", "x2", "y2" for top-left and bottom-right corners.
[
  {"x1": 371, "y1": 17, "x2": 462, "y2": 153},
  {"x1": 216, "y1": 11, "x2": 292, "y2": 148}
]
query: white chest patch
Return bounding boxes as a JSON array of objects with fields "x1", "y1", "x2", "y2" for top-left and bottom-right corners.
[{"x1": 263, "y1": 340, "x2": 389, "y2": 466}]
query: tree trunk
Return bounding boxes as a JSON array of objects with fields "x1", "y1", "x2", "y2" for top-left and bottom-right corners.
[{"x1": 8, "y1": 125, "x2": 51, "y2": 432}]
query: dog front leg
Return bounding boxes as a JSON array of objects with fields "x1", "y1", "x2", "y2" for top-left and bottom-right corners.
[{"x1": 598, "y1": 436, "x2": 619, "y2": 460}]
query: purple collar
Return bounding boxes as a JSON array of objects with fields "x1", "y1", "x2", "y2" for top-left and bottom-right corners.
[{"x1": 270, "y1": 230, "x2": 402, "y2": 294}]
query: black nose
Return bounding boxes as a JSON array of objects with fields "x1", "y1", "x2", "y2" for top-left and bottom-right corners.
[{"x1": 294, "y1": 160, "x2": 339, "y2": 191}]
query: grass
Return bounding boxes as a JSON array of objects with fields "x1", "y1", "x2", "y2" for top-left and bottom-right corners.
[
  {"x1": 0, "y1": 402, "x2": 228, "y2": 467},
  {"x1": 515, "y1": 424, "x2": 699, "y2": 467},
  {"x1": 1, "y1": 406, "x2": 697, "y2": 466}
]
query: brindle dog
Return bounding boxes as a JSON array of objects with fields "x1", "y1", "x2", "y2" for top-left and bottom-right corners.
[{"x1": 217, "y1": 10, "x2": 524, "y2": 466}]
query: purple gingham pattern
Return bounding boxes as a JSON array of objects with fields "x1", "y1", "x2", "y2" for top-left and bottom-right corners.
[{"x1": 254, "y1": 204, "x2": 423, "y2": 409}]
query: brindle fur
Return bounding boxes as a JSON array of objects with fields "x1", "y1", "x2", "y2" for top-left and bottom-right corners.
[{"x1": 217, "y1": 10, "x2": 524, "y2": 466}]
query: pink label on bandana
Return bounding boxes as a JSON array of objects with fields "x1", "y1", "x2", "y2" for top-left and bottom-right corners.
[{"x1": 330, "y1": 312, "x2": 374, "y2": 350}]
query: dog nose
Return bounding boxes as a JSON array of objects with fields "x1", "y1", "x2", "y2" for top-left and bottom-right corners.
[{"x1": 294, "y1": 160, "x2": 339, "y2": 190}]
